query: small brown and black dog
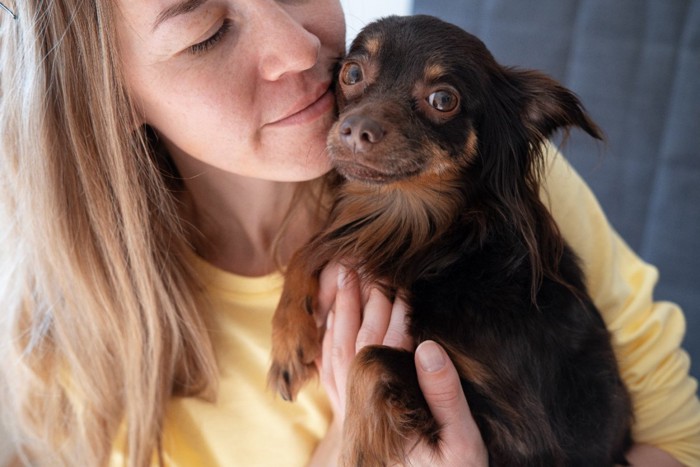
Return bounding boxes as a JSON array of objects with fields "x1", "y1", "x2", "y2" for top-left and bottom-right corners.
[{"x1": 269, "y1": 15, "x2": 633, "y2": 467}]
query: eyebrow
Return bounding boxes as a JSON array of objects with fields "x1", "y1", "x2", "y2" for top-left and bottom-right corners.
[{"x1": 152, "y1": 0, "x2": 208, "y2": 31}]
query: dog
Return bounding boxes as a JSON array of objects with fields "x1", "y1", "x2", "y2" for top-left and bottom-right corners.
[{"x1": 269, "y1": 15, "x2": 633, "y2": 466}]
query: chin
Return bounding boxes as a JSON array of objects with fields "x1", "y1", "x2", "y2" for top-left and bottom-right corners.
[
  {"x1": 285, "y1": 158, "x2": 334, "y2": 182},
  {"x1": 269, "y1": 130, "x2": 335, "y2": 182}
]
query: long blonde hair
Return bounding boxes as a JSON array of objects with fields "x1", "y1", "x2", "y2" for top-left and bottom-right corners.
[{"x1": 1, "y1": 1, "x2": 220, "y2": 464}]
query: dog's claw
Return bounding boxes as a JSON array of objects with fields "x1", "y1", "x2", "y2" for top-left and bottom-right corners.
[
  {"x1": 268, "y1": 252, "x2": 323, "y2": 401},
  {"x1": 268, "y1": 296, "x2": 321, "y2": 401},
  {"x1": 268, "y1": 363, "x2": 294, "y2": 401},
  {"x1": 268, "y1": 348, "x2": 319, "y2": 401},
  {"x1": 304, "y1": 295, "x2": 314, "y2": 315}
]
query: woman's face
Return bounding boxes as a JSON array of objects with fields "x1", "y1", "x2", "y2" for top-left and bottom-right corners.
[{"x1": 116, "y1": 0, "x2": 346, "y2": 182}]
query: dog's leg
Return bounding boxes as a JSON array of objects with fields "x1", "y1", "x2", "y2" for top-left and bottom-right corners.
[
  {"x1": 268, "y1": 248, "x2": 323, "y2": 401},
  {"x1": 341, "y1": 345, "x2": 441, "y2": 467}
]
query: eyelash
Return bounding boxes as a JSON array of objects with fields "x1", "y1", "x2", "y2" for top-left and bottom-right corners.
[{"x1": 189, "y1": 19, "x2": 232, "y2": 55}]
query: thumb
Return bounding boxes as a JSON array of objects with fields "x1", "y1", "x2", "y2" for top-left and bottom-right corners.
[{"x1": 415, "y1": 340, "x2": 486, "y2": 459}]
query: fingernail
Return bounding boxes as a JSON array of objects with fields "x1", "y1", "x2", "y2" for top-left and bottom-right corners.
[
  {"x1": 337, "y1": 265, "x2": 347, "y2": 289},
  {"x1": 417, "y1": 341, "x2": 446, "y2": 373}
]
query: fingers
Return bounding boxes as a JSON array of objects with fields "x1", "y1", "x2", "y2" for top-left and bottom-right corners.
[
  {"x1": 355, "y1": 287, "x2": 393, "y2": 353},
  {"x1": 415, "y1": 341, "x2": 488, "y2": 465},
  {"x1": 382, "y1": 298, "x2": 413, "y2": 351},
  {"x1": 316, "y1": 264, "x2": 415, "y2": 425},
  {"x1": 320, "y1": 311, "x2": 341, "y2": 415},
  {"x1": 317, "y1": 265, "x2": 486, "y2": 466},
  {"x1": 329, "y1": 267, "x2": 362, "y2": 411},
  {"x1": 316, "y1": 262, "x2": 340, "y2": 327},
  {"x1": 318, "y1": 263, "x2": 412, "y2": 354}
]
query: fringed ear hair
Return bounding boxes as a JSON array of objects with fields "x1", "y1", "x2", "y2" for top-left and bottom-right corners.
[
  {"x1": 507, "y1": 69, "x2": 603, "y2": 142},
  {"x1": 0, "y1": 2, "x2": 17, "y2": 19}
]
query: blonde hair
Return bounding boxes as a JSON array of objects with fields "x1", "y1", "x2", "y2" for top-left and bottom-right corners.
[{"x1": 1, "y1": 1, "x2": 219, "y2": 464}]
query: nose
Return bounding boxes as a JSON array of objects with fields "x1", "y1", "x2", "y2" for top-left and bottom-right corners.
[
  {"x1": 255, "y1": 4, "x2": 321, "y2": 81},
  {"x1": 339, "y1": 115, "x2": 385, "y2": 153}
]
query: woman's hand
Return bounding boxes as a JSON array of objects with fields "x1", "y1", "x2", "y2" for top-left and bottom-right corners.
[
  {"x1": 410, "y1": 340, "x2": 489, "y2": 466},
  {"x1": 317, "y1": 265, "x2": 413, "y2": 416},
  {"x1": 312, "y1": 265, "x2": 487, "y2": 466}
]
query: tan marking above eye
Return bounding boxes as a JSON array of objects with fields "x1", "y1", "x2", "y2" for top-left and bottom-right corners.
[
  {"x1": 423, "y1": 63, "x2": 446, "y2": 83},
  {"x1": 363, "y1": 36, "x2": 381, "y2": 56}
]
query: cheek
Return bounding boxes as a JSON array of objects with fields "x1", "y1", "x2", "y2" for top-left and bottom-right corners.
[
  {"x1": 307, "y1": 1, "x2": 346, "y2": 54},
  {"x1": 133, "y1": 56, "x2": 257, "y2": 147},
  {"x1": 120, "y1": 24, "x2": 257, "y2": 135}
]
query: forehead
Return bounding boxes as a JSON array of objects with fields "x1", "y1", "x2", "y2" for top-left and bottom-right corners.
[
  {"x1": 116, "y1": 0, "x2": 208, "y2": 32},
  {"x1": 118, "y1": 0, "x2": 181, "y2": 14},
  {"x1": 115, "y1": 0, "x2": 169, "y2": 40},
  {"x1": 117, "y1": 0, "x2": 168, "y2": 20}
]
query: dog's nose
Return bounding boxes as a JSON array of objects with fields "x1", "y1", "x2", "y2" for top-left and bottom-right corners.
[{"x1": 338, "y1": 115, "x2": 385, "y2": 153}]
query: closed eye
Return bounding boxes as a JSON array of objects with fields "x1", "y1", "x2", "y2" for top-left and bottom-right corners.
[{"x1": 189, "y1": 19, "x2": 232, "y2": 55}]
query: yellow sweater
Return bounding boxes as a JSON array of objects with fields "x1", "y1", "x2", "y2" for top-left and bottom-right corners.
[
  {"x1": 155, "y1": 266, "x2": 332, "y2": 466},
  {"x1": 112, "y1": 145, "x2": 700, "y2": 466}
]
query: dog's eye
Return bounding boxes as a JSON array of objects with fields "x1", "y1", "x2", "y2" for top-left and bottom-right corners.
[
  {"x1": 428, "y1": 90, "x2": 459, "y2": 112},
  {"x1": 341, "y1": 62, "x2": 364, "y2": 86}
]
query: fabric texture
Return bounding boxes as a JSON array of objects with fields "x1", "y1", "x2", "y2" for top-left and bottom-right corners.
[
  {"x1": 110, "y1": 257, "x2": 332, "y2": 466},
  {"x1": 413, "y1": 0, "x2": 700, "y2": 384}
]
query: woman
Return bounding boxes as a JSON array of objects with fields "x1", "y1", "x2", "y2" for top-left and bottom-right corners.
[{"x1": 0, "y1": 0, "x2": 698, "y2": 465}]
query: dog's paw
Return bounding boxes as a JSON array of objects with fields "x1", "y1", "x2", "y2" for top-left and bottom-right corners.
[
  {"x1": 268, "y1": 292, "x2": 322, "y2": 401},
  {"x1": 341, "y1": 345, "x2": 441, "y2": 466}
]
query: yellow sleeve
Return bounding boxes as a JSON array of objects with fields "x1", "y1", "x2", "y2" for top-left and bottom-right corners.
[{"x1": 541, "y1": 143, "x2": 700, "y2": 466}]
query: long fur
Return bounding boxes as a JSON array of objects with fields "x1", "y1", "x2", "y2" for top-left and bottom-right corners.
[{"x1": 269, "y1": 15, "x2": 633, "y2": 466}]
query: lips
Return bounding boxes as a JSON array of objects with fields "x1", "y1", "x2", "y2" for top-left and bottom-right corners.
[{"x1": 267, "y1": 84, "x2": 334, "y2": 127}]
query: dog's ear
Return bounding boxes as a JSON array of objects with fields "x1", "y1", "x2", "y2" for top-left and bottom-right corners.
[
  {"x1": 507, "y1": 69, "x2": 604, "y2": 142},
  {"x1": 475, "y1": 67, "x2": 603, "y2": 302}
]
